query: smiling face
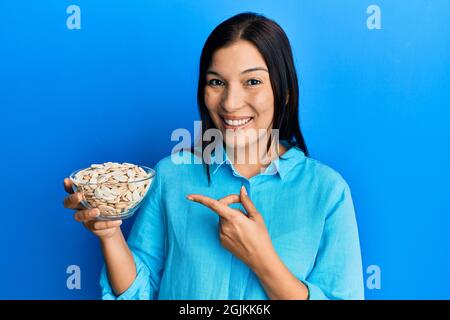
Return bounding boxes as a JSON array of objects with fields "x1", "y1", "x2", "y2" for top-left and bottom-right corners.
[{"x1": 204, "y1": 40, "x2": 275, "y2": 151}]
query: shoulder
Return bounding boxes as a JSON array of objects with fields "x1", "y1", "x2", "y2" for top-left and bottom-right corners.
[
  {"x1": 290, "y1": 153, "x2": 352, "y2": 209},
  {"x1": 303, "y1": 156, "x2": 349, "y2": 191},
  {"x1": 294, "y1": 155, "x2": 355, "y2": 220}
]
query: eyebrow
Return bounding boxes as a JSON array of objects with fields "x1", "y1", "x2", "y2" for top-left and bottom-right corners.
[{"x1": 206, "y1": 67, "x2": 268, "y2": 76}]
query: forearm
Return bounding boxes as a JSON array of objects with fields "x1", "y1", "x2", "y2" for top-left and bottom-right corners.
[
  {"x1": 252, "y1": 252, "x2": 309, "y2": 300},
  {"x1": 100, "y1": 230, "x2": 137, "y2": 296}
]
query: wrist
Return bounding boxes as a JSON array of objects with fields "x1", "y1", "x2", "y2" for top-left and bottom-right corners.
[
  {"x1": 99, "y1": 229, "x2": 123, "y2": 246},
  {"x1": 252, "y1": 251, "x2": 309, "y2": 300},
  {"x1": 251, "y1": 247, "x2": 283, "y2": 279}
]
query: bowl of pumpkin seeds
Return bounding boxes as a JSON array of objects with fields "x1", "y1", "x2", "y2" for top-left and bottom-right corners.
[{"x1": 69, "y1": 162, "x2": 155, "y2": 220}]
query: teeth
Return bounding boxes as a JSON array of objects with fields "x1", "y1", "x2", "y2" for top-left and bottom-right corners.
[{"x1": 223, "y1": 118, "x2": 251, "y2": 126}]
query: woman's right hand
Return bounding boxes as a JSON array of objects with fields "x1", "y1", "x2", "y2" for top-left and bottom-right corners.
[{"x1": 63, "y1": 178, "x2": 122, "y2": 240}]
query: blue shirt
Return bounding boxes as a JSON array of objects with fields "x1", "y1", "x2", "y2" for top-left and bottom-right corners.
[{"x1": 100, "y1": 143, "x2": 364, "y2": 300}]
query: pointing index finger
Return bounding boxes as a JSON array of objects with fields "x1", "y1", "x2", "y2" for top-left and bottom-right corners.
[
  {"x1": 187, "y1": 194, "x2": 236, "y2": 220},
  {"x1": 218, "y1": 194, "x2": 240, "y2": 206}
]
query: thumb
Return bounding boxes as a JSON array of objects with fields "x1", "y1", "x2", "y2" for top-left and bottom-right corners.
[{"x1": 240, "y1": 185, "x2": 260, "y2": 220}]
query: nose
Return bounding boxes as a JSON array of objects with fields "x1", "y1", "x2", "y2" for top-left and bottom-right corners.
[{"x1": 220, "y1": 83, "x2": 245, "y2": 113}]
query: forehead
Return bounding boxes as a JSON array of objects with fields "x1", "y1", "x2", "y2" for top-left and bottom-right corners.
[{"x1": 209, "y1": 40, "x2": 267, "y2": 74}]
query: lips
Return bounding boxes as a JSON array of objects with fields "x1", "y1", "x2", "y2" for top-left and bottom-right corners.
[
  {"x1": 223, "y1": 117, "x2": 251, "y2": 126},
  {"x1": 220, "y1": 116, "x2": 254, "y2": 130}
]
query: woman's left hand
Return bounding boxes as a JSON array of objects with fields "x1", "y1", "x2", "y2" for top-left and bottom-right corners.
[{"x1": 187, "y1": 186, "x2": 276, "y2": 273}]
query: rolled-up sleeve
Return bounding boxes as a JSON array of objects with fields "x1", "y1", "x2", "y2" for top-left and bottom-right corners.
[
  {"x1": 304, "y1": 182, "x2": 364, "y2": 300},
  {"x1": 99, "y1": 162, "x2": 166, "y2": 300}
]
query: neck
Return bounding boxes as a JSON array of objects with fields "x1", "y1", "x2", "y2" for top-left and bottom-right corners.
[{"x1": 226, "y1": 141, "x2": 287, "y2": 179}]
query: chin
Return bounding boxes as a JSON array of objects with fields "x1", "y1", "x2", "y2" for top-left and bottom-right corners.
[{"x1": 223, "y1": 131, "x2": 259, "y2": 149}]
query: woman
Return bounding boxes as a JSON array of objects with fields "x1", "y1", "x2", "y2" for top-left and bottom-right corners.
[{"x1": 63, "y1": 12, "x2": 364, "y2": 300}]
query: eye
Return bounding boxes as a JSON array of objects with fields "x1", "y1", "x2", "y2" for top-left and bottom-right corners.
[
  {"x1": 246, "y1": 79, "x2": 262, "y2": 86},
  {"x1": 208, "y1": 79, "x2": 224, "y2": 87}
]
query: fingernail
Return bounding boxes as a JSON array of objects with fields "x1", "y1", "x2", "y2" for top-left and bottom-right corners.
[
  {"x1": 186, "y1": 195, "x2": 194, "y2": 201},
  {"x1": 241, "y1": 185, "x2": 247, "y2": 196},
  {"x1": 93, "y1": 209, "x2": 100, "y2": 217}
]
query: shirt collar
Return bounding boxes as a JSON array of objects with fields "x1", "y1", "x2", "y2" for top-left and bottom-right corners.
[{"x1": 209, "y1": 140, "x2": 305, "y2": 180}]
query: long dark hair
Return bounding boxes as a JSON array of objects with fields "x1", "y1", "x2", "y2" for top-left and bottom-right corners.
[{"x1": 195, "y1": 12, "x2": 308, "y2": 183}]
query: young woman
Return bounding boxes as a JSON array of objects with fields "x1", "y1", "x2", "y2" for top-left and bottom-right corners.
[{"x1": 63, "y1": 12, "x2": 364, "y2": 300}]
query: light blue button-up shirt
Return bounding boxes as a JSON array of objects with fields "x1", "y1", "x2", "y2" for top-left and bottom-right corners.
[{"x1": 100, "y1": 143, "x2": 364, "y2": 300}]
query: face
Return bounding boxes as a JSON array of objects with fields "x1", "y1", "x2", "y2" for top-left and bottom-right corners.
[{"x1": 204, "y1": 40, "x2": 275, "y2": 151}]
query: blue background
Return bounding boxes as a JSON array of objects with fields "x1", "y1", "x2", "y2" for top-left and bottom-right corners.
[{"x1": 0, "y1": 0, "x2": 449, "y2": 299}]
